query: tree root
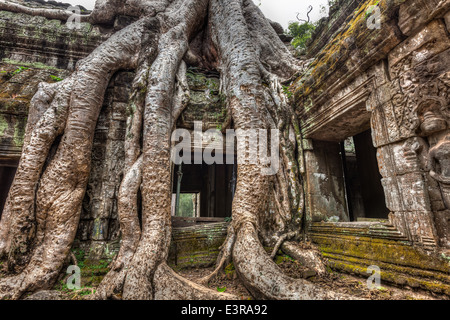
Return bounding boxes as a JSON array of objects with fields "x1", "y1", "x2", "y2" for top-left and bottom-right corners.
[
  {"x1": 270, "y1": 231, "x2": 297, "y2": 259},
  {"x1": 153, "y1": 262, "x2": 237, "y2": 300},
  {"x1": 281, "y1": 241, "x2": 328, "y2": 276},
  {"x1": 198, "y1": 225, "x2": 235, "y2": 286},
  {"x1": 233, "y1": 222, "x2": 357, "y2": 300}
]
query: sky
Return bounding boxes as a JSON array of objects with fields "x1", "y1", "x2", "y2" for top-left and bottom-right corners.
[{"x1": 59, "y1": 0, "x2": 330, "y2": 30}]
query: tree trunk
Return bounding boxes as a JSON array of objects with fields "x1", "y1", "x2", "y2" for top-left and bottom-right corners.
[{"x1": 0, "y1": 0, "x2": 355, "y2": 300}]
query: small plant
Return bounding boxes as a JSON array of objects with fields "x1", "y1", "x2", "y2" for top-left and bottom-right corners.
[
  {"x1": 11, "y1": 66, "x2": 28, "y2": 76},
  {"x1": 282, "y1": 85, "x2": 293, "y2": 99},
  {"x1": 217, "y1": 286, "x2": 227, "y2": 292},
  {"x1": 49, "y1": 75, "x2": 63, "y2": 82}
]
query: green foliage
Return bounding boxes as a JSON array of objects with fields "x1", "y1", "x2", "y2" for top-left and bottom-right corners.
[
  {"x1": 287, "y1": 21, "x2": 316, "y2": 50},
  {"x1": 177, "y1": 193, "x2": 195, "y2": 217},
  {"x1": 49, "y1": 74, "x2": 63, "y2": 82},
  {"x1": 282, "y1": 85, "x2": 293, "y2": 99},
  {"x1": 11, "y1": 66, "x2": 28, "y2": 75},
  {"x1": 72, "y1": 249, "x2": 86, "y2": 268},
  {"x1": 217, "y1": 286, "x2": 227, "y2": 292}
]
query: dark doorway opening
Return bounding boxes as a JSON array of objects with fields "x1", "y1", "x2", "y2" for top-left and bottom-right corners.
[
  {"x1": 341, "y1": 129, "x2": 389, "y2": 221},
  {"x1": 0, "y1": 164, "x2": 17, "y2": 218},
  {"x1": 171, "y1": 155, "x2": 236, "y2": 220}
]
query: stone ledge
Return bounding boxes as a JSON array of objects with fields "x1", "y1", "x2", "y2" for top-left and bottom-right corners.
[
  {"x1": 168, "y1": 222, "x2": 229, "y2": 270},
  {"x1": 310, "y1": 222, "x2": 450, "y2": 295}
]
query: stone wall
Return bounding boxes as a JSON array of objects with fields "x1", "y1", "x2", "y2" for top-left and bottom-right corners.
[
  {"x1": 292, "y1": 0, "x2": 450, "y2": 292},
  {"x1": 293, "y1": 0, "x2": 450, "y2": 250}
]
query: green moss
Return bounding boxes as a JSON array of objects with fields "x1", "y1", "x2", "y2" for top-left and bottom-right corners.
[
  {"x1": 224, "y1": 263, "x2": 235, "y2": 275},
  {"x1": 13, "y1": 117, "x2": 25, "y2": 147},
  {"x1": 312, "y1": 229, "x2": 450, "y2": 295},
  {"x1": 0, "y1": 114, "x2": 8, "y2": 136},
  {"x1": 1, "y1": 58, "x2": 62, "y2": 71}
]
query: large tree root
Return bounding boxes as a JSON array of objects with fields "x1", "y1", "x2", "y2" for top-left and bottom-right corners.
[
  {"x1": 153, "y1": 263, "x2": 237, "y2": 300},
  {"x1": 199, "y1": 225, "x2": 235, "y2": 286},
  {"x1": 281, "y1": 241, "x2": 328, "y2": 276},
  {"x1": 233, "y1": 223, "x2": 354, "y2": 300},
  {"x1": 0, "y1": 17, "x2": 155, "y2": 299},
  {"x1": 0, "y1": 0, "x2": 359, "y2": 300}
]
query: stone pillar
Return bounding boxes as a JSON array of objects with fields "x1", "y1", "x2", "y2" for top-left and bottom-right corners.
[
  {"x1": 370, "y1": 20, "x2": 450, "y2": 249},
  {"x1": 303, "y1": 139, "x2": 350, "y2": 223}
]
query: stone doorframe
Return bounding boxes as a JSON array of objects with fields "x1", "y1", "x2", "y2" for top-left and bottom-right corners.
[{"x1": 299, "y1": 19, "x2": 450, "y2": 250}]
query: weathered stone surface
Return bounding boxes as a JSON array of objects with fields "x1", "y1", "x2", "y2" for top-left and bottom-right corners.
[
  {"x1": 292, "y1": 0, "x2": 450, "y2": 252},
  {"x1": 304, "y1": 140, "x2": 349, "y2": 223},
  {"x1": 398, "y1": 0, "x2": 450, "y2": 36},
  {"x1": 0, "y1": 4, "x2": 108, "y2": 70},
  {"x1": 0, "y1": 62, "x2": 69, "y2": 163},
  {"x1": 168, "y1": 221, "x2": 228, "y2": 270},
  {"x1": 310, "y1": 221, "x2": 450, "y2": 295}
]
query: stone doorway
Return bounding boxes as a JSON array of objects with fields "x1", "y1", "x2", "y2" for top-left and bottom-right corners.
[
  {"x1": 341, "y1": 129, "x2": 389, "y2": 221},
  {"x1": 171, "y1": 156, "x2": 236, "y2": 222}
]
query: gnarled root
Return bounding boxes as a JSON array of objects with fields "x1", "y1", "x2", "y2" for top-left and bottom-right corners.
[
  {"x1": 94, "y1": 156, "x2": 143, "y2": 300},
  {"x1": 233, "y1": 223, "x2": 356, "y2": 300},
  {"x1": 0, "y1": 17, "x2": 155, "y2": 299},
  {"x1": 281, "y1": 241, "x2": 328, "y2": 276},
  {"x1": 153, "y1": 262, "x2": 236, "y2": 300},
  {"x1": 198, "y1": 225, "x2": 235, "y2": 285}
]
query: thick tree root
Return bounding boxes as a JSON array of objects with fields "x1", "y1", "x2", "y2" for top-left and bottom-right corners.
[
  {"x1": 233, "y1": 223, "x2": 357, "y2": 300},
  {"x1": 0, "y1": 0, "x2": 361, "y2": 301},
  {"x1": 199, "y1": 225, "x2": 235, "y2": 286},
  {"x1": 281, "y1": 241, "x2": 328, "y2": 276},
  {"x1": 94, "y1": 156, "x2": 143, "y2": 300},
  {"x1": 121, "y1": 0, "x2": 209, "y2": 300},
  {"x1": 0, "y1": 17, "x2": 155, "y2": 299},
  {"x1": 270, "y1": 231, "x2": 297, "y2": 259},
  {"x1": 153, "y1": 263, "x2": 236, "y2": 300},
  {"x1": 0, "y1": 81, "x2": 70, "y2": 265}
]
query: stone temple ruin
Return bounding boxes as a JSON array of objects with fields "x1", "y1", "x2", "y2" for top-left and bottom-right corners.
[{"x1": 0, "y1": 0, "x2": 449, "y2": 296}]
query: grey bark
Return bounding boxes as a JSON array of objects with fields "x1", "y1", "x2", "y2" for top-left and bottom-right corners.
[{"x1": 0, "y1": 0, "x2": 356, "y2": 300}]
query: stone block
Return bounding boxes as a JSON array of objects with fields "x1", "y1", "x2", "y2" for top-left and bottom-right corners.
[
  {"x1": 91, "y1": 218, "x2": 110, "y2": 241},
  {"x1": 112, "y1": 102, "x2": 128, "y2": 121},
  {"x1": 433, "y1": 210, "x2": 450, "y2": 248},
  {"x1": 376, "y1": 144, "x2": 396, "y2": 178},
  {"x1": 398, "y1": 173, "x2": 431, "y2": 212},
  {"x1": 370, "y1": 104, "x2": 391, "y2": 148},
  {"x1": 424, "y1": 174, "x2": 447, "y2": 212},
  {"x1": 398, "y1": 0, "x2": 450, "y2": 36},
  {"x1": 114, "y1": 71, "x2": 135, "y2": 86},
  {"x1": 389, "y1": 20, "x2": 450, "y2": 75},
  {"x1": 381, "y1": 177, "x2": 403, "y2": 212},
  {"x1": 112, "y1": 85, "x2": 130, "y2": 103},
  {"x1": 390, "y1": 137, "x2": 428, "y2": 175},
  {"x1": 403, "y1": 211, "x2": 438, "y2": 246},
  {"x1": 76, "y1": 220, "x2": 92, "y2": 241}
]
